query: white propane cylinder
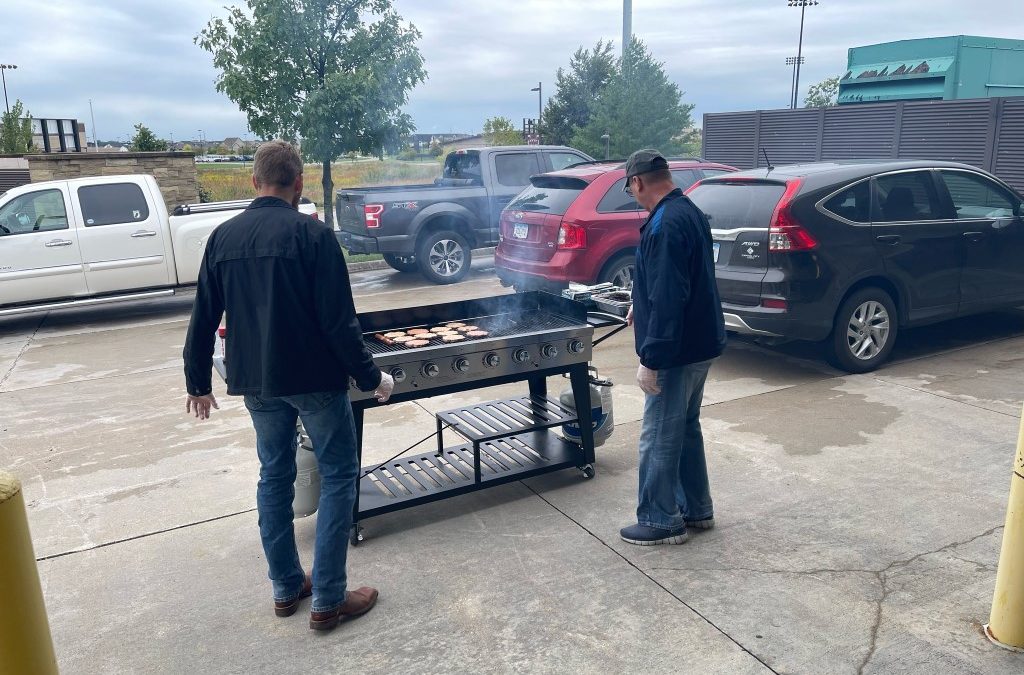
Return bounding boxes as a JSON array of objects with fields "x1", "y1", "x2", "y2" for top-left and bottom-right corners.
[
  {"x1": 560, "y1": 369, "x2": 614, "y2": 447},
  {"x1": 293, "y1": 428, "x2": 321, "y2": 518}
]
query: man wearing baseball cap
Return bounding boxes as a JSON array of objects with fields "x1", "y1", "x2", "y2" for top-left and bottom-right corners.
[{"x1": 620, "y1": 148, "x2": 726, "y2": 546}]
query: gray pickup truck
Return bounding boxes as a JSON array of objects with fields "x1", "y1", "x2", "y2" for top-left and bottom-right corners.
[{"x1": 336, "y1": 145, "x2": 592, "y2": 284}]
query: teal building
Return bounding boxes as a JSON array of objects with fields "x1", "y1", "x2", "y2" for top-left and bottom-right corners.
[{"x1": 838, "y1": 35, "x2": 1024, "y2": 105}]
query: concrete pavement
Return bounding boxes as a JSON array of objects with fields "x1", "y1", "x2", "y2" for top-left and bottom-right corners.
[{"x1": 1, "y1": 260, "x2": 1023, "y2": 674}]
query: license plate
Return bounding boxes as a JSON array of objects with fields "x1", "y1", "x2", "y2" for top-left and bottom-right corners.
[
  {"x1": 713, "y1": 242, "x2": 720, "y2": 263},
  {"x1": 513, "y1": 223, "x2": 529, "y2": 240}
]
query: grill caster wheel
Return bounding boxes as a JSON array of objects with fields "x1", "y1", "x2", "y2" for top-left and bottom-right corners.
[
  {"x1": 579, "y1": 464, "x2": 596, "y2": 480},
  {"x1": 350, "y1": 525, "x2": 364, "y2": 546}
]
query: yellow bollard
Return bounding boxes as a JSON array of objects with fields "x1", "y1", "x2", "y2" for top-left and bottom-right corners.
[
  {"x1": 985, "y1": 408, "x2": 1024, "y2": 652},
  {"x1": 0, "y1": 470, "x2": 58, "y2": 674}
]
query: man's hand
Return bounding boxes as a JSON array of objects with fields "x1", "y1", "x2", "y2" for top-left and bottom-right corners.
[
  {"x1": 626, "y1": 305, "x2": 634, "y2": 326},
  {"x1": 374, "y1": 372, "x2": 395, "y2": 403},
  {"x1": 636, "y1": 365, "x2": 661, "y2": 396},
  {"x1": 186, "y1": 393, "x2": 219, "y2": 420}
]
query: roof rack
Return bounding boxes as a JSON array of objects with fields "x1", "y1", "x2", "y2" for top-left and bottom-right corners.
[{"x1": 172, "y1": 195, "x2": 313, "y2": 216}]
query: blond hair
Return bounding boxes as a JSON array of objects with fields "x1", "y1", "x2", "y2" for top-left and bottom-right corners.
[{"x1": 253, "y1": 140, "x2": 303, "y2": 188}]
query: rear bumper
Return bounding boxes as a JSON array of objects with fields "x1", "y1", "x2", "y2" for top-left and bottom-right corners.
[
  {"x1": 338, "y1": 231, "x2": 414, "y2": 255},
  {"x1": 721, "y1": 302, "x2": 833, "y2": 342},
  {"x1": 494, "y1": 266, "x2": 569, "y2": 293},
  {"x1": 494, "y1": 247, "x2": 595, "y2": 289}
]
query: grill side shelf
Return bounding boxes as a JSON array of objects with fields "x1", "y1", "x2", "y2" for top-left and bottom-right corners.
[{"x1": 437, "y1": 395, "x2": 578, "y2": 444}]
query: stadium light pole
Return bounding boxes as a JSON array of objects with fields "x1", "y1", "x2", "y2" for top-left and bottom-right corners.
[
  {"x1": 788, "y1": 0, "x2": 818, "y2": 108},
  {"x1": 786, "y1": 56, "x2": 806, "y2": 109},
  {"x1": 0, "y1": 64, "x2": 17, "y2": 114}
]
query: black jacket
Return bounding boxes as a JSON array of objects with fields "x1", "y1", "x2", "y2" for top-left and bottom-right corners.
[
  {"x1": 633, "y1": 188, "x2": 726, "y2": 369},
  {"x1": 183, "y1": 196, "x2": 381, "y2": 398}
]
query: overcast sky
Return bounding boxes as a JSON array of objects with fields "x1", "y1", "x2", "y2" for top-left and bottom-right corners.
[{"x1": 4, "y1": 1, "x2": 1024, "y2": 143}]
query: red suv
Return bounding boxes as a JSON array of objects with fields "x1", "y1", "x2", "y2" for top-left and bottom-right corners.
[{"x1": 495, "y1": 159, "x2": 736, "y2": 291}]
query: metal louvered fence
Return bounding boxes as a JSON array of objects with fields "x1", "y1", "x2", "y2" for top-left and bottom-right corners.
[{"x1": 702, "y1": 96, "x2": 1024, "y2": 193}]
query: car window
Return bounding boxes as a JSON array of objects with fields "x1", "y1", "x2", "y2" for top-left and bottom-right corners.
[
  {"x1": 494, "y1": 153, "x2": 541, "y2": 187},
  {"x1": 443, "y1": 151, "x2": 482, "y2": 183},
  {"x1": 507, "y1": 185, "x2": 584, "y2": 215},
  {"x1": 873, "y1": 171, "x2": 944, "y2": 223},
  {"x1": 77, "y1": 183, "x2": 150, "y2": 227},
  {"x1": 939, "y1": 171, "x2": 1018, "y2": 220},
  {"x1": 548, "y1": 152, "x2": 584, "y2": 171},
  {"x1": 0, "y1": 189, "x2": 69, "y2": 236},
  {"x1": 686, "y1": 182, "x2": 786, "y2": 229},
  {"x1": 597, "y1": 177, "x2": 640, "y2": 213},
  {"x1": 671, "y1": 169, "x2": 701, "y2": 191},
  {"x1": 822, "y1": 181, "x2": 870, "y2": 223}
]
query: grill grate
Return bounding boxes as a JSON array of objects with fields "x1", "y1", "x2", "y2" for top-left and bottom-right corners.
[
  {"x1": 438, "y1": 396, "x2": 577, "y2": 444},
  {"x1": 363, "y1": 310, "x2": 584, "y2": 355}
]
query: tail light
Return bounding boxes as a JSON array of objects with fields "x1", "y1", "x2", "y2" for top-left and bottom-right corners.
[
  {"x1": 768, "y1": 179, "x2": 817, "y2": 252},
  {"x1": 761, "y1": 298, "x2": 788, "y2": 310},
  {"x1": 364, "y1": 204, "x2": 384, "y2": 228},
  {"x1": 557, "y1": 222, "x2": 587, "y2": 249}
]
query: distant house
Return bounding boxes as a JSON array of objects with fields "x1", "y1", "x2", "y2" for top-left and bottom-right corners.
[{"x1": 222, "y1": 137, "x2": 245, "y2": 153}]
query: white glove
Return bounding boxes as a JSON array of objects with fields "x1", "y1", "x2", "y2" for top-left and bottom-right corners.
[
  {"x1": 374, "y1": 372, "x2": 395, "y2": 403},
  {"x1": 637, "y1": 365, "x2": 661, "y2": 396},
  {"x1": 626, "y1": 305, "x2": 634, "y2": 326}
]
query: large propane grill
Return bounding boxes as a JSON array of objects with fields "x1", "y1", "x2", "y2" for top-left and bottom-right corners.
[{"x1": 363, "y1": 310, "x2": 583, "y2": 356}]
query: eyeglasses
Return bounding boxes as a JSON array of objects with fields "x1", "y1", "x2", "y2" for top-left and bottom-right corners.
[{"x1": 623, "y1": 176, "x2": 637, "y2": 197}]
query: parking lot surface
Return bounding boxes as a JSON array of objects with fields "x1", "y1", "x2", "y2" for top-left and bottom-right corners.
[{"x1": 2, "y1": 259, "x2": 1023, "y2": 674}]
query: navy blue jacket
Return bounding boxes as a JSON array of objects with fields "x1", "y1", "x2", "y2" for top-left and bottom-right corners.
[
  {"x1": 183, "y1": 197, "x2": 381, "y2": 398},
  {"x1": 633, "y1": 188, "x2": 726, "y2": 369}
]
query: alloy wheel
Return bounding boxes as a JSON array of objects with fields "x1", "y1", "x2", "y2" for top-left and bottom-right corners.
[
  {"x1": 846, "y1": 300, "x2": 890, "y2": 361},
  {"x1": 428, "y1": 239, "x2": 465, "y2": 277}
]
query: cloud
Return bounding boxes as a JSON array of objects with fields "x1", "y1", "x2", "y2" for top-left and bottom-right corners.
[{"x1": 4, "y1": 0, "x2": 1023, "y2": 141}]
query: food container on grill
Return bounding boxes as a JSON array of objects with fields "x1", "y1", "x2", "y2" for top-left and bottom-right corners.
[{"x1": 591, "y1": 291, "x2": 632, "y2": 317}]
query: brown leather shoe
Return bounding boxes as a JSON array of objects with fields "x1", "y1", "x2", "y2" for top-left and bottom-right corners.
[
  {"x1": 274, "y1": 574, "x2": 312, "y2": 617},
  {"x1": 309, "y1": 587, "x2": 379, "y2": 631}
]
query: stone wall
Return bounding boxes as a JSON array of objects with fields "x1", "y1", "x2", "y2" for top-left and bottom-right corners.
[{"x1": 26, "y1": 152, "x2": 198, "y2": 213}]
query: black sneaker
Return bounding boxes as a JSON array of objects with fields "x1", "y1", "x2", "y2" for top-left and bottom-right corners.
[
  {"x1": 619, "y1": 523, "x2": 688, "y2": 546},
  {"x1": 685, "y1": 518, "x2": 715, "y2": 530}
]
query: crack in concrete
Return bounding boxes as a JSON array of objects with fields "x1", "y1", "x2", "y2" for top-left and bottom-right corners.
[
  {"x1": 0, "y1": 312, "x2": 48, "y2": 390},
  {"x1": 871, "y1": 375, "x2": 1022, "y2": 420}
]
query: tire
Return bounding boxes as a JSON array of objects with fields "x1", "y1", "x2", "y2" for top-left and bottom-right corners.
[
  {"x1": 827, "y1": 287, "x2": 898, "y2": 373},
  {"x1": 382, "y1": 253, "x2": 418, "y2": 273},
  {"x1": 417, "y1": 229, "x2": 472, "y2": 284},
  {"x1": 599, "y1": 253, "x2": 636, "y2": 290}
]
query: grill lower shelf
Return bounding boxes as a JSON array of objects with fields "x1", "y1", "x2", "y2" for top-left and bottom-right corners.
[
  {"x1": 356, "y1": 430, "x2": 586, "y2": 519},
  {"x1": 437, "y1": 395, "x2": 578, "y2": 444}
]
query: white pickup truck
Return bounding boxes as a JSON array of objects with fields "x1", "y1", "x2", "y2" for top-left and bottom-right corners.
[{"x1": 0, "y1": 174, "x2": 319, "y2": 317}]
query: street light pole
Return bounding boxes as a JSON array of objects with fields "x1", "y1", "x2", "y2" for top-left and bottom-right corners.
[
  {"x1": 788, "y1": 1, "x2": 818, "y2": 109},
  {"x1": 88, "y1": 99, "x2": 98, "y2": 152},
  {"x1": 0, "y1": 64, "x2": 17, "y2": 114},
  {"x1": 530, "y1": 82, "x2": 542, "y2": 140},
  {"x1": 601, "y1": 133, "x2": 611, "y2": 160}
]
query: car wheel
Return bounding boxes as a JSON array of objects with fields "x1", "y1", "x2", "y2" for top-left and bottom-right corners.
[
  {"x1": 827, "y1": 287, "x2": 898, "y2": 373},
  {"x1": 599, "y1": 253, "x2": 636, "y2": 290},
  {"x1": 382, "y1": 253, "x2": 418, "y2": 273},
  {"x1": 417, "y1": 230, "x2": 472, "y2": 284}
]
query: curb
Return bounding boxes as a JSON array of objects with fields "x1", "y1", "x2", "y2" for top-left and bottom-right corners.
[{"x1": 345, "y1": 248, "x2": 496, "y2": 274}]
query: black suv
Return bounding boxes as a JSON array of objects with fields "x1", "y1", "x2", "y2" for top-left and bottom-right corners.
[{"x1": 686, "y1": 161, "x2": 1024, "y2": 372}]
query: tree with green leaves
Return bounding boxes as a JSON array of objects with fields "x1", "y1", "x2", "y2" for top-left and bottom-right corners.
[
  {"x1": 197, "y1": 0, "x2": 426, "y2": 227},
  {"x1": 572, "y1": 39, "x2": 694, "y2": 159},
  {"x1": 129, "y1": 123, "x2": 169, "y2": 152},
  {"x1": 542, "y1": 40, "x2": 617, "y2": 147},
  {"x1": 0, "y1": 100, "x2": 34, "y2": 154},
  {"x1": 804, "y1": 76, "x2": 840, "y2": 108},
  {"x1": 483, "y1": 117, "x2": 521, "y2": 146}
]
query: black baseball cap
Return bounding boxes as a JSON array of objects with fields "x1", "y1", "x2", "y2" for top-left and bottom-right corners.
[{"x1": 624, "y1": 149, "x2": 669, "y2": 180}]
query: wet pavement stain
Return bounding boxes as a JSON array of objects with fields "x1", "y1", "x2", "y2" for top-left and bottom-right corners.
[{"x1": 710, "y1": 388, "x2": 902, "y2": 456}]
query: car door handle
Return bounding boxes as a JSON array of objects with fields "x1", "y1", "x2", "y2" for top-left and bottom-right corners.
[
  {"x1": 131, "y1": 230, "x2": 157, "y2": 238},
  {"x1": 963, "y1": 231, "x2": 985, "y2": 242},
  {"x1": 876, "y1": 235, "x2": 901, "y2": 245},
  {"x1": 45, "y1": 239, "x2": 73, "y2": 248}
]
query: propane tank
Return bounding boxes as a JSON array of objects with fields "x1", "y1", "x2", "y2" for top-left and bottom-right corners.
[
  {"x1": 560, "y1": 367, "x2": 614, "y2": 447},
  {"x1": 293, "y1": 426, "x2": 321, "y2": 518}
]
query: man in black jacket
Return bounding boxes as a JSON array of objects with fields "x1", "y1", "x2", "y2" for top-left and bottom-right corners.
[
  {"x1": 183, "y1": 140, "x2": 392, "y2": 631},
  {"x1": 618, "y1": 149, "x2": 726, "y2": 546}
]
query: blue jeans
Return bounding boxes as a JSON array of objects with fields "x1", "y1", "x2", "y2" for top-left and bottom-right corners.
[
  {"x1": 244, "y1": 390, "x2": 359, "y2": 613},
  {"x1": 636, "y1": 360, "x2": 715, "y2": 530}
]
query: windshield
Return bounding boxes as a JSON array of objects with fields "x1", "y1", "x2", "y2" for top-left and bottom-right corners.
[
  {"x1": 443, "y1": 151, "x2": 482, "y2": 182},
  {"x1": 687, "y1": 182, "x2": 786, "y2": 229},
  {"x1": 507, "y1": 185, "x2": 584, "y2": 214}
]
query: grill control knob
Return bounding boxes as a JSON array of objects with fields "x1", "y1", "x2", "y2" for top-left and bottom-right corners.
[
  {"x1": 567, "y1": 339, "x2": 585, "y2": 354},
  {"x1": 484, "y1": 353, "x2": 501, "y2": 368},
  {"x1": 390, "y1": 367, "x2": 407, "y2": 383},
  {"x1": 422, "y1": 362, "x2": 440, "y2": 378},
  {"x1": 453, "y1": 357, "x2": 471, "y2": 373},
  {"x1": 541, "y1": 343, "x2": 558, "y2": 359},
  {"x1": 513, "y1": 348, "x2": 530, "y2": 363}
]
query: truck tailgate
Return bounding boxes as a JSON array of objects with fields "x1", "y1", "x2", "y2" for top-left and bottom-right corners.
[{"x1": 336, "y1": 192, "x2": 368, "y2": 234}]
